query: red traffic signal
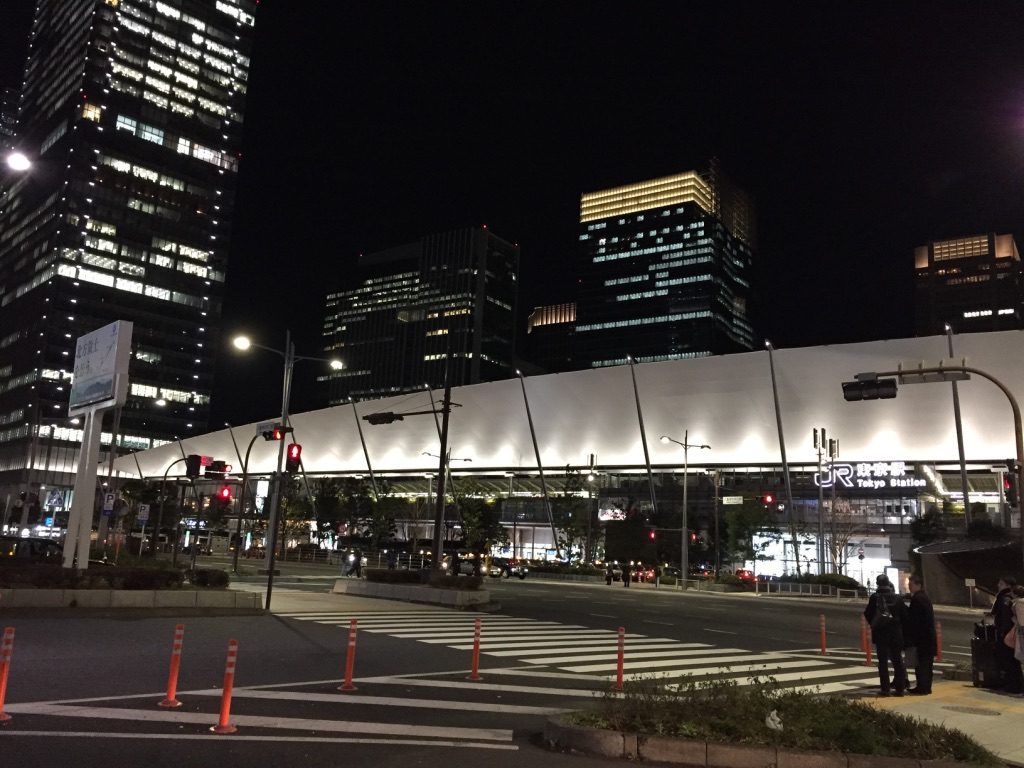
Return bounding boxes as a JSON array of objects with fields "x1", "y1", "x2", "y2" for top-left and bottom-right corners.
[
  {"x1": 689, "y1": 531, "x2": 697, "y2": 543},
  {"x1": 1004, "y1": 466, "x2": 1019, "y2": 509},
  {"x1": 217, "y1": 485, "x2": 232, "y2": 502},
  {"x1": 763, "y1": 493, "x2": 774, "y2": 505},
  {"x1": 285, "y1": 443, "x2": 302, "y2": 473},
  {"x1": 648, "y1": 529, "x2": 656, "y2": 540}
]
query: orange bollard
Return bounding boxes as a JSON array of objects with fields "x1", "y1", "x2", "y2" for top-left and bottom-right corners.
[
  {"x1": 0, "y1": 627, "x2": 15, "y2": 723},
  {"x1": 210, "y1": 639, "x2": 238, "y2": 734},
  {"x1": 467, "y1": 617, "x2": 482, "y2": 681},
  {"x1": 935, "y1": 621, "x2": 943, "y2": 662},
  {"x1": 158, "y1": 624, "x2": 185, "y2": 708},
  {"x1": 819, "y1": 613, "x2": 827, "y2": 655},
  {"x1": 614, "y1": 626, "x2": 625, "y2": 691},
  {"x1": 338, "y1": 619, "x2": 358, "y2": 692}
]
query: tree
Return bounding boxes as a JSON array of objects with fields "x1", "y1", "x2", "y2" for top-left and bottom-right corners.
[
  {"x1": 725, "y1": 498, "x2": 780, "y2": 569},
  {"x1": 909, "y1": 504, "x2": 946, "y2": 545},
  {"x1": 824, "y1": 497, "x2": 865, "y2": 575},
  {"x1": 453, "y1": 480, "x2": 507, "y2": 552},
  {"x1": 550, "y1": 467, "x2": 593, "y2": 561}
]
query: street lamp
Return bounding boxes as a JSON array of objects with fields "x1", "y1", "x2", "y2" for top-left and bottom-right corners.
[
  {"x1": 660, "y1": 431, "x2": 710, "y2": 589},
  {"x1": 231, "y1": 331, "x2": 341, "y2": 610},
  {"x1": 5, "y1": 151, "x2": 31, "y2": 172}
]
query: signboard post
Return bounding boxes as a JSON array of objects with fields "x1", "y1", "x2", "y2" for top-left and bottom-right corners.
[
  {"x1": 138, "y1": 503, "x2": 150, "y2": 556},
  {"x1": 62, "y1": 321, "x2": 132, "y2": 570}
]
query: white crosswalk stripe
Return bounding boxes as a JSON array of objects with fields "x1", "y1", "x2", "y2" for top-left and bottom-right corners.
[{"x1": 279, "y1": 610, "x2": 890, "y2": 693}]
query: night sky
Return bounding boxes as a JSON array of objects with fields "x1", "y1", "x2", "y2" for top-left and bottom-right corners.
[{"x1": 2, "y1": 2, "x2": 1024, "y2": 425}]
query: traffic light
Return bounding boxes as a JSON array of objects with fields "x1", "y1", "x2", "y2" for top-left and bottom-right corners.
[
  {"x1": 763, "y1": 493, "x2": 774, "y2": 506},
  {"x1": 185, "y1": 454, "x2": 202, "y2": 479},
  {"x1": 689, "y1": 531, "x2": 697, "y2": 543},
  {"x1": 1005, "y1": 462, "x2": 1019, "y2": 509},
  {"x1": 841, "y1": 377, "x2": 898, "y2": 401},
  {"x1": 205, "y1": 460, "x2": 231, "y2": 479},
  {"x1": 648, "y1": 529, "x2": 657, "y2": 541},
  {"x1": 261, "y1": 424, "x2": 290, "y2": 441},
  {"x1": 364, "y1": 412, "x2": 403, "y2": 424},
  {"x1": 217, "y1": 485, "x2": 232, "y2": 502},
  {"x1": 285, "y1": 443, "x2": 302, "y2": 473}
]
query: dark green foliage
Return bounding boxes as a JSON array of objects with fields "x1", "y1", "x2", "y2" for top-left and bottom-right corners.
[
  {"x1": 0, "y1": 563, "x2": 187, "y2": 589},
  {"x1": 966, "y1": 515, "x2": 1006, "y2": 541},
  {"x1": 909, "y1": 505, "x2": 946, "y2": 544},
  {"x1": 570, "y1": 677, "x2": 1000, "y2": 765},
  {"x1": 364, "y1": 568, "x2": 424, "y2": 584},
  {"x1": 363, "y1": 567, "x2": 482, "y2": 590},
  {"x1": 782, "y1": 572, "x2": 861, "y2": 589},
  {"x1": 186, "y1": 568, "x2": 230, "y2": 588}
]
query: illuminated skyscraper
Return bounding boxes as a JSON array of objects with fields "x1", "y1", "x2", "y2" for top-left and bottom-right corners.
[
  {"x1": 0, "y1": 0, "x2": 256, "y2": 519},
  {"x1": 914, "y1": 233, "x2": 1023, "y2": 335},
  {"x1": 575, "y1": 161, "x2": 756, "y2": 367},
  {"x1": 322, "y1": 226, "x2": 520, "y2": 402}
]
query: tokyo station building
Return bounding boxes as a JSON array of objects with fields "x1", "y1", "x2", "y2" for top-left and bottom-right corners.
[{"x1": 115, "y1": 330, "x2": 1024, "y2": 579}]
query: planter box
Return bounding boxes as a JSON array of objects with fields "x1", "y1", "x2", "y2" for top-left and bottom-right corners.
[
  {"x1": 0, "y1": 587, "x2": 261, "y2": 611},
  {"x1": 333, "y1": 578, "x2": 491, "y2": 608}
]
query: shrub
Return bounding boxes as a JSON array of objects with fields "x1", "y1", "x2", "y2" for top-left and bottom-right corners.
[
  {"x1": 187, "y1": 568, "x2": 230, "y2": 588},
  {"x1": 421, "y1": 570, "x2": 482, "y2": 590},
  {"x1": 569, "y1": 677, "x2": 1000, "y2": 765},
  {"x1": 365, "y1": 568, "x2": 423, "y2": 584}
]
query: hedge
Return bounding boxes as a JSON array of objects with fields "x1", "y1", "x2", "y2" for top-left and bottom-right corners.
[
  {"x1": 364, "y1": 568, "x2": 482, "y2": 590},
  {"x1": 0, "y1": 563, "x2": 230, "y2": 590}
]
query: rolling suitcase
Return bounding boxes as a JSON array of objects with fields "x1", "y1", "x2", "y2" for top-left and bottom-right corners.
[{"x1": 971, "y1": 621, "x2": 1005, "y2": 689}]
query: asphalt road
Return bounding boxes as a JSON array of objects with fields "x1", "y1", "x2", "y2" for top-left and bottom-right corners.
[{"x1": 0, "y1": 567, "x2": 985, "y2": 767}]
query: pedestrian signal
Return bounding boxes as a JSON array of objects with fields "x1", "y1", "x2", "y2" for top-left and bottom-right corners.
[{"x1": 285, "y1": 443, "x2": 302, "y2": 473}]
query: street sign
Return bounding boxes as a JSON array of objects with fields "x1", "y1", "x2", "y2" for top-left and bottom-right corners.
[
  {"x1": 45, "y1": 517, "x2": 54, "y2": 527},
  {"x1": 256, "y1": 420, "x2": 279, "y2": 435},
  {"x1": 965, "y1": 577, "x2": 975, "y2": 587},
  {"x1": 45, "y1": 489, "x2": 64, "y2": 509},
  {"x1": 137, "y1": 503, "x2": 150, "y2": 523},
  {"x1": 721, "y1": 496, "x2": 743, "y2": 505},
  {"x1": 857, "y1": 546, "x2": 864, "y2": 556},
  {"x1": 102, "y1": 492, "x2": 116, "y2": 512}
]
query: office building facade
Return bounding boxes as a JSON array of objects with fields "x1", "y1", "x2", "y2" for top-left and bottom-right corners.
[
  {"x1": 914, "y1": 233, "x2": 1023, "y2": 336},
  {"x1": 574, "y1": 162, "x2": 756, "y2": 367},
  {"x1": 322, "y1": 227, "x2": 520, "y2": 403},
  {"x1": 0, "y1": 0, "x2": 256, "y2": 523}
]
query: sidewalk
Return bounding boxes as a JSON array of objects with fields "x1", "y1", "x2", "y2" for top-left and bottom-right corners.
[{"x1": 863, "y1": 679, "x2": 1024, "y2": 766}]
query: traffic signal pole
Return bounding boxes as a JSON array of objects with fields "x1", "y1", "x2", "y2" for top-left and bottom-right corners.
[
  {"x1": 264, "y1": 330, "x2": 294, "y2": 611},
  {"x1": 846, "y1": 364, "x2": 1024, "y2": 567}
]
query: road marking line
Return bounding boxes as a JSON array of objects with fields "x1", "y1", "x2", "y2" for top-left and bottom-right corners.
[
  {"x1": 566, "y1": 654, "x2": 806, "y2": 674},
  {"x1": 417, "y1": 631, "x2": 628, "y2": 643},
  {"x1": 4, "y1": 703, "x2": 513, "y2": 742},
  {"x1": 325, "y1": 677, "x2": 604, "y2": 698},
  {"x1": 643, "y1": 620, "x2": 675, "y2": 626},
  {"x1": 589, "y1": 613, "x2": 616, "y2": 618},
  {"x1": 520, "y1": 647, "x2": 758, "y2": 665},
  {"x1": 436, "y1": 635, "x2": 660, "y2": 649},
  {"x1": 477, "y1": 642, "x2": 703, "y2": 656},
  {"x1": 0, "y1": 732, "x2": 518, "y2": 749},
  {"x1": 703, "y1": 629, "x2": 737, "y2": 635},
  {"x1": 224, "y1": 689, "x2": 572, "y2": 715}
]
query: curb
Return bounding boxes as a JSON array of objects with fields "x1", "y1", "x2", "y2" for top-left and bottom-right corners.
[
  {"x1": 542, "y1": 717, "x2": 967, "y2": 768},
  {"x1": 332, "y1": 579, "x2": 493, "y2": 609}
]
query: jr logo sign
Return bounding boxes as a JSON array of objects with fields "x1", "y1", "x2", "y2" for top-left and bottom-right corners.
[{"x1": 815, "y1": 461, "x2": 926, "y2": 490}]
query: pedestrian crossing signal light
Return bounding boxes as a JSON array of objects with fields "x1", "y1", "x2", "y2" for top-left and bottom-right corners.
[
  {"x1": 285, "y1": 443, "x2": 302, "y2": 473},
  {"x1": 1005, "y1": 463, "x2": 1019, "y2": 508},
  {"x1": 217, "y1": 486, "x2": 232, "y2": 502},
  {"x1": 185, "y1": 454, "x2": 202, "y2": 479},
  {"x1": 689, "y1": 532, "x2": 697, "y2": 543}
]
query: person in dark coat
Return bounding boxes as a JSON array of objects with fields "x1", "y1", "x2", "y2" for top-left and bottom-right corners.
[
  {"x1": 622, "y1": 563, "x2": 631, "y2": 588},
  {"x1": 864, "y1": 574, "x2": 908, "y2": 696},
  {"x1": 905, "y1": 574, "x2": 937, "y2": 695},
  {"x1": 990, "y1": 576, "x2": 1023, "y2": 694},
  {"x1": 605, "y1": 564, "x2": 614, "y2": 585}
]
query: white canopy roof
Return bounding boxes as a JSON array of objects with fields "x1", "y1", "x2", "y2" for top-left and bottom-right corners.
[{"x1": 116, "y1": 330, "x2": 1024, "y2": 479}]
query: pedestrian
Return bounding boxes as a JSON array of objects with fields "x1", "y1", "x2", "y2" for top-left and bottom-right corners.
[
  {"x1": 864, "y1": 573, "x2": 908, "y2": 697},
  {"x1": 352, "y1": 548, "x2": 363, "y2": 578},
  {"x1": 386, "y1": 549, "x2": 398, "y2": 570},
  {"x1": 1010, "y1": 585, "x2": 1024, "y2": 694},
  {"x1": 605, "y1": 563, "x2": 613, "y2": 586},
  {"x1": 622, "y1": 563, "x2": 631, "y2": 588},
  {"x1": 905, "y1": 574, "x2": 936, "y2": 695},
  {"x1": 991, "y1": 577, "x2": 1024, "y2": 694},
  {"x1": 654, "y1": 565, "x2": 661, "y2": 589}
]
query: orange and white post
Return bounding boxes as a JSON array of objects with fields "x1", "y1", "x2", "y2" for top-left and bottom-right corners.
[
  {"x1": 0, "y1": 627, "x2": 15, "y2": 723},
  {"x1": 935, "y1": 621, "x2": 943, "y2": 662},
  {"x1": 158, "y1": 623, "x2": 185, "y2": 708},
  {"x1": 614, "y1": 626, "x2": 625, "y2": 691},
  {"x1": 211, "y1": 639, "x2": 238, "y2": 734},
  {"x1": 338, "y1": 619, "x2": 358, "y2": 692},
  {"x1": 819, "y1": 613, "x2": 827, "y2": 655},
  {"x1": 467, "y1": 617, "x2": 482, "y2": 681},
  {"x1": 861, "y1": 617, "x2": 872, "y2": 666}
]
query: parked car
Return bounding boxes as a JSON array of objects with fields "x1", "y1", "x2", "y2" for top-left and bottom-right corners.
[
  {"x1": 0, "y1": 535, "x2": 63, "y2": 562},
  {"x1": 488, "y1": 558, "x2": 528, "y2": 579},
  {"x1": 735, "y1": 568, "x2": 757, "y2": 585}
]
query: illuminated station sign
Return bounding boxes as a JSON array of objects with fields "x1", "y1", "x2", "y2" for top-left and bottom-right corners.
[{"x1": 814, "y1": 461, "x2": 926, "y2": 490}]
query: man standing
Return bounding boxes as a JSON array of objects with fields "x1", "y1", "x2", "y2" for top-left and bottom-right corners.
[
  {"x1": 991, "y1": 576, "x2": 1023, "y2": 694},
  {"x1": 864, "y1": 574, "x2": 908, "y2": 696},
  {"x1": 906, "y1": 574, "x2": 936, "y2": 695}
]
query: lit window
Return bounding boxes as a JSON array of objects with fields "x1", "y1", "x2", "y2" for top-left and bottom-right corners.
[{"x1": 82, "y1": 103, "x2": 102, "y2": 122}]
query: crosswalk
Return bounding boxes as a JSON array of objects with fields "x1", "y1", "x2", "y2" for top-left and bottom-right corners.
[{"x1": 277, "y1": 609, "x2": 908, "y2": 694}]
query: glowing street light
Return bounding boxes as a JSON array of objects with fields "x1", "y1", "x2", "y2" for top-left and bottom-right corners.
[
  {"x1": 660, "y1": 432, "x2": 710, "y2": 588},
  {"x1": 6, "y1": 152, "x2": 31, "y2": 172}
]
